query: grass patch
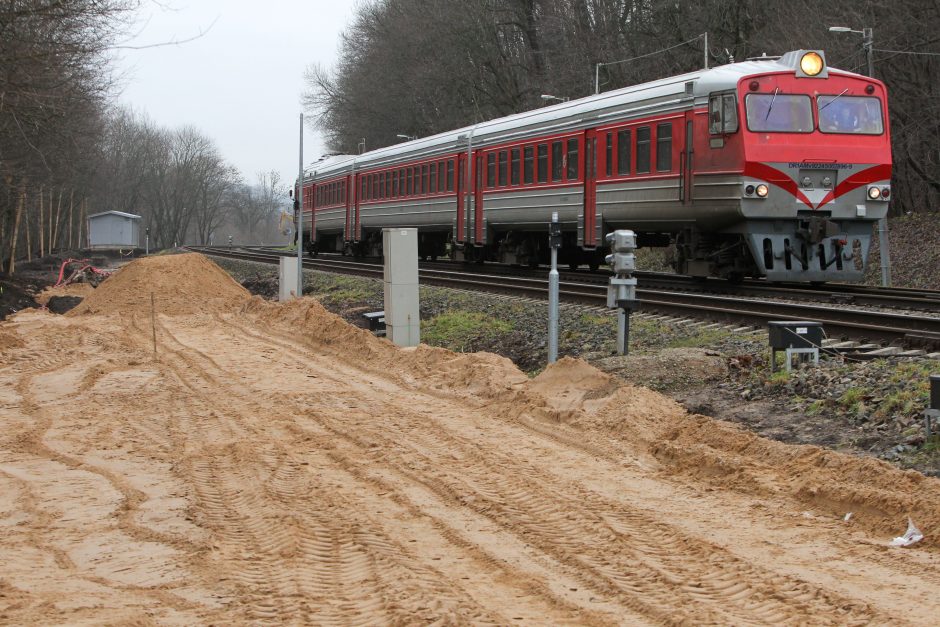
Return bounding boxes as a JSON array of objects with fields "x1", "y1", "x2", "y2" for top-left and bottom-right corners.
[
  {"x1": 422, "y1": 311, "x2": 513, "y2": 352},
  {"x1": 307, "y1": 274, "x2": 376, "y2": 305}
]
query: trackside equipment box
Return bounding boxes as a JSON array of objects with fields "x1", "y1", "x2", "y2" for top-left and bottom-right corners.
[{"x1": 768, "y1": 321, "x2": 823, "y2": 349}]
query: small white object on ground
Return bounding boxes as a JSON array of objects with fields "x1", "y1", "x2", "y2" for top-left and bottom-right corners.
[
  {"x1": 889, "y1": 518, "x2": 924, "y2": 547},
  {"x1": 844, "y1": 512, "x2": 853, "y2": 522}
]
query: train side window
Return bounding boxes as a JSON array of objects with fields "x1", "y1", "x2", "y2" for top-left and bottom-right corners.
[
  {"x1": 404, "y1": 169, "x2": 411, "y2": 196},
  {"x1": 523, "y1": 146, "x2": 534, "y2": 184},
  {"x1": 373, "y1": 175, "x2": 380, "y2": 200},
  {"x1": 537, "y1": 143, "x2": 548, "y2": 183},
  {"x1": 392, "y1": 171, "x2": 398, "y2": 197},
  {"x1": 421, "y1": 164, "x2": 428, "y2": 194},
  {"x1": 446, "y1": 160, "x2": 454, "y2": 191},
  {"x1": 430, "y1": 163, "x2": 437, "y2": 193},
  {"x1": 551, "y1": 141, "x2": 564, "y2": 182},
  {"x1": 605, "y1": 133, "x2": 613, "y2": 177},
  {"x1": 657, "y1": 123, "x2": 672, "y2": 171},
  {"x1": 709, "y1": 92, "x2": 739, "y2": 134},
  {"x1": 566, "y1": 138, "x2": 579, "y2": 180},
  {"x1": 379, "y1": 173, "x2": 385, "y2": 199},
  {"x1": 498, "y1": 150, "x2": 508, "y2": 187},
  {"x1": 636, "y1": 127, "x2": 651, "y2": 173},
  {"x1": 486, "y1": 153, "x2": 496, "y2": 188},
  {"x1": 617, "y1": 129, "x2": 631, "y2": 175},
  {"x1": 510, "y1": 148, "x2": 520, "y2": 185},
  {"x1": 413, "y1": 166, "x2": 420, "y2": 194},
  {"x1": 386, "y1": 172, "x2": 392, "y2": 198}
]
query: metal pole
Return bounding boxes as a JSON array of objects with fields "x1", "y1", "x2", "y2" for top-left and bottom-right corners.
[
  {"x1": 548, "y1": 212, "x2": 559, "y2": 364},
  {"x1": 297, "y1": 113, "x2": 304, "y2": 298},
  {"x1": 861, "y1": 27, "x2": 891, "y2": 287},
  {"x1": 617, "y1": 309, "x2": 625, "y2": 354},
  {"x1": 703, "y1": 32, "x2": 708, "y2": 69},
  {"x1": 595, "y1": 62, "x2": 601, "y2": 95}
]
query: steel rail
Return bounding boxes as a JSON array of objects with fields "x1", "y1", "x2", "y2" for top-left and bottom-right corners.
[{"x1": 190, "y1": 246, "x2": 940, "y2": 349}]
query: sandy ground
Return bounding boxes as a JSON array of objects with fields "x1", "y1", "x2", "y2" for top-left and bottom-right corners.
[{"x1": 2, "y1": 253, "x2": 940, "y2": 625}]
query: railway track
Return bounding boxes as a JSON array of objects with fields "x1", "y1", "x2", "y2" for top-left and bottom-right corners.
[{"x1": 191, "y1": 246, "x2": 940, "y2": 351}]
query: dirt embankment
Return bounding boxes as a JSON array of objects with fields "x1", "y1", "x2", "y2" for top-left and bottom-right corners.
[{"x1": 1, "y1": 252, "x2": 938, "y2": 625}]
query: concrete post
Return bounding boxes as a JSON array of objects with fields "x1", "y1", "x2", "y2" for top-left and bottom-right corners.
[{"x1": 383, "y1": 228, "x2": 420, "y2": 347}]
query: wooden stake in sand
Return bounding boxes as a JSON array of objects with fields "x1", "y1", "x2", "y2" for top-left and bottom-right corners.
[{"x1": 151, "y1": 291, "x2": 157, "y2": 355}]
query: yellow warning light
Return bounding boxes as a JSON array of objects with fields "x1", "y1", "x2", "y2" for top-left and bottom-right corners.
[{"x1": 800, "y1": 51, "x2": 825, "y2": 76}]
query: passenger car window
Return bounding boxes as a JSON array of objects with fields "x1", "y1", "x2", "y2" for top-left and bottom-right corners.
[
  {"x1": 523, "y1": 146, "x2": 534, "y2": 184},
  {"x1": 566, "y1": 138, "x2": 579, "y2": 180},
  {"x1": 537, "y1": 144, "x2": 548, "y2": 183},
  {"x1": 636, "y1": 127, "x2": 651, "y2": 173},
  {"x1": 551, "y1": 141, "x2": 564, "y2": 182},
  {"x1": 616, "y1": 129, "x2": 631, "y2": 175},
  {"x1": 657, "y1": 123, "x2": 672, "y2": 172}
]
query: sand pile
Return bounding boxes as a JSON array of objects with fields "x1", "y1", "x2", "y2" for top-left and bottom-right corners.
[
  {"x1": 244, "y1": 296, "x2": 527, "y2": 399},
  {"x1": 497, "y1": 357, "x2": 940, "y2": 544},
  {"x1": 35, "y1": 283, "x2": 95, "y2": 306},
  {"x1": 0, "y1": 327, "x2": 23, "y2": 350},
  {"x1": 69, "y1": 253, "x2": 251, "y2": 316}
]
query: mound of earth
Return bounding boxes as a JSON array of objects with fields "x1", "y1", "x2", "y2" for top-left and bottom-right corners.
[
  {"x1": 69, "y1": 253, "x2": 251, "y2": 316},
  {"x1": 505, "y1": 357, "x2": 940, "y2": 544},
  {"x1": 243, "y1": 296, "x2": 527, "y2": 400},
  {"x1": 35, "y1": 282, "x2": 95, "y2": 306},
  {"x1": 592, "y1": 347, "x2": 728, "y2": 389},
  {"x1": 0, "y1": 327, "x2": 23, "y2": 350}
]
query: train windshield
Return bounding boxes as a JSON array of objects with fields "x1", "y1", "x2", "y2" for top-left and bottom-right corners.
[
  {"x1": 745, "y1": 93, "x2": 813, "y2": 133},
  {"x1": 817, "y1": 95, "x2": 884, "y2": 134}
]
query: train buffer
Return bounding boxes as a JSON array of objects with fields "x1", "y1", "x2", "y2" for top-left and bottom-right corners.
[{"x1": 362, "y1": 311, "x2": 386, "y2": 336}]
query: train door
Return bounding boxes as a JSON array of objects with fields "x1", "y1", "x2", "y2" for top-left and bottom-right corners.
[
  {"x1": 581, "y1": 130, "x2": 598, "y2": 248},
  {"x1": 354, "y1": 173, "x2": 362, "y2": 242},
  {"x1": 456, "y1": 153, "x2": 467, "y2": 244},
  {"x1": 682, "y1": 111, "x2": 695, "y2": 203},
  {"x1": 344, "y1": 174, "x2": 352, "y2": 241},
  {"x1": 346, "y1": 174, "x2": 356, "y2": 241},
  {"x1": 308, "y1": 183, "x2": 316, "y2": 245},
  {"x1": 473, "y1": 153, "x2": 484, "y2": 244}
]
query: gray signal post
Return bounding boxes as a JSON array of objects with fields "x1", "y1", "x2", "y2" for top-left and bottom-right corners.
[
  {"x1": 605, "y1": 230, "x2": 638, "y2": 355},
  {"x1": 548, "y1": 212, "x2": 561, "y2": 363}
]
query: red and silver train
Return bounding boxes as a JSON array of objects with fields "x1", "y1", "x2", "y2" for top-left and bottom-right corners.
[{"x1": 298, "y1": 50, "x2": 891, "y2": 282}]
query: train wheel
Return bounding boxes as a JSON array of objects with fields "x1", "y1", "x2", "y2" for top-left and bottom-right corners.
[
  {"x1": 588, "y1": 262, "x2": 599, "y2": 272},
  {"x1": 568, "y1": 262, "x2": 578, "y2": 271}
]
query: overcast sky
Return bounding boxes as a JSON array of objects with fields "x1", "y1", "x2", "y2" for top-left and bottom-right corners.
[{"x1": 115, "y1": 0, "x2": 358, "y2": 192}]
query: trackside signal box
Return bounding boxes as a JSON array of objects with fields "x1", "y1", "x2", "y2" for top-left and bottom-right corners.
[{"x1": 768, "y1": 321, "x2": 823, "y2": 350}]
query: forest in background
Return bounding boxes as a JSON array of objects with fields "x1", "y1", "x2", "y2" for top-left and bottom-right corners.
[
  {"x1": 0, "y1": 1, "x2": 288, "y2": 275},
  {"x1": 305, "y1": 0, "x2": 940, "y2": 216}
]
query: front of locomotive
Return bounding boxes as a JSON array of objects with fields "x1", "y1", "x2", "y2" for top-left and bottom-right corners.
[{"x1": 736, "y1": 50, "x2": 891, "y2": 282}]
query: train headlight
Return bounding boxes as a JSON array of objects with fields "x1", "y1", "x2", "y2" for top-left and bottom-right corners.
[
  {"x1": 867, "y1": 186, "x2": 881, "y2": 200},
  {"x1": 801, "y1": 176, "x2": 812, "y2": 188},
  {"x1": 881, "y1": 187, "x2": 891, "y2": 199},
  {"x1": 744, "y1": 184, "x2": 755, "y2": 196},
  {"x1": 800, "y1": 52, "x2": 825, "y2": 76},
  {"x1": 755, "y1": 184, "x2": 769, "y2": 198},
  {"x1": 822, "y1": 176, "x2": 832, "y2": 188}
]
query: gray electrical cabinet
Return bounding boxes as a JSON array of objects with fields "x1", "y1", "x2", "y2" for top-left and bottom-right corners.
[
  {"x1": 383, "y1": 228, "x2": 420, "y2": 347},
  {"x1": 87, "y1": 211, "x2": 141, "y2": 249}
]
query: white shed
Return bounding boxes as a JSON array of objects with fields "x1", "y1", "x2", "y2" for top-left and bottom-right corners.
[{"x1": 87, "y1": 211, "x2": 142, "y2": 249}]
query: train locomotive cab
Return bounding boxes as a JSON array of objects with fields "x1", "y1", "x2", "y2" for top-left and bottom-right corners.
[{"x1": 693, "y1": 50, "x2": 891, "y2": 282}]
